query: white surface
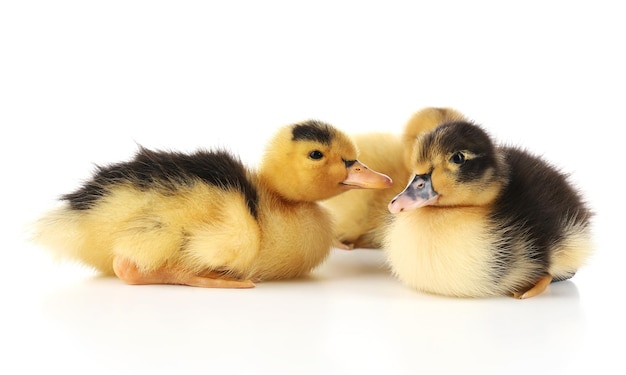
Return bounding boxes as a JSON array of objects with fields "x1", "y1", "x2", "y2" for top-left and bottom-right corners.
[{"x1": 1, "y1": 1, "x2": 623, "y2": 374}]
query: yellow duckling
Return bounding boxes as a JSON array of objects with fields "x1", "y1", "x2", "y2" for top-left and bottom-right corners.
[
  {"x1": 33, "y1": 120, "x2": 392, "y2": 288},
  {"x1": 384, "y1": 120, "x2": 593, "y2": 299},
  {"x1": 322, "y1": 107, "x2": 466, "y2": 249}
]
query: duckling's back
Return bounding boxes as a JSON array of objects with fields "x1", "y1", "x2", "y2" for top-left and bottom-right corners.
[
  {"x1": 490, "y1": 146, "x2": 594, "y2": 284},
  {"x1": 33, "y1": 147, "x2": 262, "y2": 276}
]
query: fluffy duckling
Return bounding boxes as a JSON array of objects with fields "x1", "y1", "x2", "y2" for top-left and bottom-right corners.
[
  {"x1": 33, "y1": 120, "x2": 392, "y2": 288},
  {"x1": 322, "y1": 107, "x2": 466, "y2": 249},
  {"x1": 384, "y1": 120, "x2": 593, "y2": 299}
]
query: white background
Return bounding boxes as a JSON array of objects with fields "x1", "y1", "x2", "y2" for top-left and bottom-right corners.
[{"x1": 1, "y1": 1, "x2": 623, "y2": 374}]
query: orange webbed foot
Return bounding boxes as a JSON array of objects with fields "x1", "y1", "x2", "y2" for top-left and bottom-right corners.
[
  {"x1": 513, "y1": 275, "x2": 553, "y2": 299},
  {"x1": 333, "y1": 238, "x2": 355, "y2": 250},
  {"x1": 112, "y1": 256, "x2": 255, "y2": 288}
]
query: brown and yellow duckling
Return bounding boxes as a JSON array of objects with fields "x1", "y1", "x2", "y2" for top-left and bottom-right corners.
[
  {"x1": 384, "y1": 120, "x2": 593, "y2": 298},
  {"x1": 33, "y1": 120, "x2": 392, "y2": 288}
]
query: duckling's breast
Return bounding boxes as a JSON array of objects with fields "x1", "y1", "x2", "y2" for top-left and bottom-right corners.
[
  {"x1": 384, "y1": 170, "x2": 593, "y2": 298},
  {"x1": 383, "y1": 207, "x2": 517, "y2": 298},
  {"x1": 250, "y1": 196, "x2": 334, "y2": 281}
]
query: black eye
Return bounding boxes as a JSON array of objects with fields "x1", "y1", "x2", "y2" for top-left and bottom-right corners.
[
  {"x1": 309, "y1": 150, "x2": 324, "y2": 160},
  {"x1": 450, "y1": 152, "x2": 465, "y2": 165}
]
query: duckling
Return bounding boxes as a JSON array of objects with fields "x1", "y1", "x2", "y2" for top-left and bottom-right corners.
[
  {"x1": 32, "y1": 120, "x2": 392, "y2": 288},
  {"x1": 322, "y1": 107, "x2": 467, "y2": 249},
  {"x1": 384, "y1": 120, "x2": 593, "y2": 299}
]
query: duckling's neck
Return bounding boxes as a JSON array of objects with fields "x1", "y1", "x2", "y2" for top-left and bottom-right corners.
[{"x1": 255, "y1": 171, "x2": 313, "y2": 204}]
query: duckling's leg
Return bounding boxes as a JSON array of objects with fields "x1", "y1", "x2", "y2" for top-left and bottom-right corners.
[
  {"x1": 112, "y1": 256, "x2": 255, "y2": 288},
  {"x1": 513, "y1": 275, "x2": 553, "y2": 299},
  {"x1": 333, "y1": 237, "x2": 355, "y2": 250}
]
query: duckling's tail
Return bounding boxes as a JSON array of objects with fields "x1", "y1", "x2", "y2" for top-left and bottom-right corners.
[{"x1": 30, "y1": 205, "x2": 115, "y2": 275}]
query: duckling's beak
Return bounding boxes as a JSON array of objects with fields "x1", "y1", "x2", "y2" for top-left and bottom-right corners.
[
  {"x1": 388, "y1": 173, "x2": 439, "y2": 213},
  {"x1": 341, "y1": 160, "x2": 393, "y2": 189}
]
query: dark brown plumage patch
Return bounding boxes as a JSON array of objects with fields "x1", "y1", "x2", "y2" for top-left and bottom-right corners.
[
  {"x1": 291, "y1": 120, "x2": 334, "y2": 145},
  {"x1": 61, "y1": 147, "x2": 259, "y2": 218},
  {"x1": 489, "y1": 146, "x2": 593, "y2": 281},
  {"x1": 419, "y1": 121, "x2": 503, "y2": 183}
]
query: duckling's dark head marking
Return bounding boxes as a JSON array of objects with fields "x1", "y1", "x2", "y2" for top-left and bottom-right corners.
[
  {"x1": 418, "y1": 121, "x2": 499, "y2": 183},
  {"x1": 292, "y1": 120, "x2": 334, "y2": 145}
]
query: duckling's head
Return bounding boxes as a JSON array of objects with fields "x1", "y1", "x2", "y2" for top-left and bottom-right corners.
[
  {"x1": 260, "y1": 120, "x2": 392, "y2": 202},
  {"x1": 389, "y1": 121, "x2": 507, "y2": 213}
]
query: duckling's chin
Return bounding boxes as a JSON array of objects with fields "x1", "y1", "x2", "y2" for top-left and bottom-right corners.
[
  {"x1": 388, "y1": 195, "x2": 439, "y2": 214},
  {"x1": 339, "y1": 183, "x2": 365, "y2": 190}
]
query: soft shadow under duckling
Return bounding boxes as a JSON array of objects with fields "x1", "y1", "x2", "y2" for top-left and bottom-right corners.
[
  {"x1": 384, "y1": 120, "x2": 593, "y2": 299},
  {"x1": 33, "y1": 120, "x2": 392, "y2": 288}
]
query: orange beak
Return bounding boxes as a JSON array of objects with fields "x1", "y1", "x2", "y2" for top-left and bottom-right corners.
[{"x1": 341, "y1": 160, "x2": 393, "y2": 189}]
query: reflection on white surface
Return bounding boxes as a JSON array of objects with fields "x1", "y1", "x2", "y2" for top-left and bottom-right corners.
[{"x1": 4, "y1": 247, "x2": 609, "y2": 375}]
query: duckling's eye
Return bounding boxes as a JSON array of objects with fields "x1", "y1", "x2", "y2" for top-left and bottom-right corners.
[
  {"x1": 309, "y1": 150, "x2": 324, "y2": 160},
  {"x1": 450, "y1": 152, "x2": 465, "y2": 165}
]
